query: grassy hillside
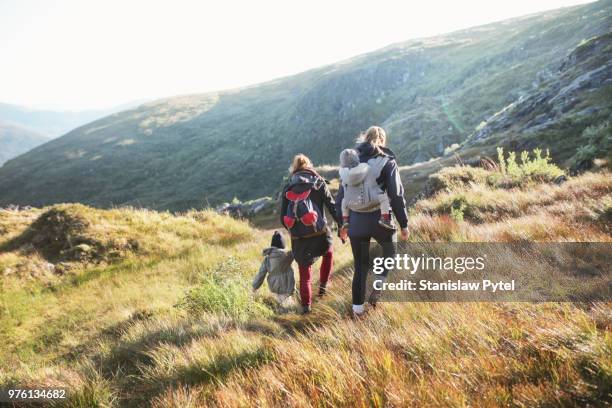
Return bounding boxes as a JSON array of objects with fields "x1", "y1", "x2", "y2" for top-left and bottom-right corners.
[
  {"x1": 0, "y1": 121, "x2": 49, "y2": 166},
  {"x1": 1, "y1": 159, "x2": 610, "y2": 406},
  {"x1": 0, "y1": 1, "x2": 610, "y2": 210}
]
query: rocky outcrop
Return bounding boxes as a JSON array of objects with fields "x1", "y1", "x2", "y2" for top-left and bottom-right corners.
[
  {"x1": 469, "y1": 33, "x2": 612, "y2": 143},
  {"x1": 217, "y1": 197, "x2": 276, "y2": 218}
]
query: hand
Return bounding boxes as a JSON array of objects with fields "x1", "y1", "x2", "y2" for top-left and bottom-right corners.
[
  {"x1": 400, "y1": 228, "x2": 410, "y2": 241},
  {"x1": 339, "y1": 227, "x2": 348, "y2": 243}
]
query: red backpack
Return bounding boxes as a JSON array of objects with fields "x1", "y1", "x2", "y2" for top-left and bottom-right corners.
[{"x1": 283, "y1": 172, "x2": 326, "y2": 238}]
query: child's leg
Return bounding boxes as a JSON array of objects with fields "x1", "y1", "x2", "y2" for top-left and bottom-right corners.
[
  {"x1": 298, "y1": 263, "x2": 313, "y2": 306},
  {"x1": 318, "y1": 247, "x2": 333, "y2": 295},
  {"x1": 379, "y1": 193, "x2": 391, "y2": 220},
  {"x1": 341, "y1": 201, "x2": 349, "y2": 224}
]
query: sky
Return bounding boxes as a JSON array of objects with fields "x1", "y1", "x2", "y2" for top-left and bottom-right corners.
[{"x1": 0, "y1": 0, "x2": 594, "y2": 111}]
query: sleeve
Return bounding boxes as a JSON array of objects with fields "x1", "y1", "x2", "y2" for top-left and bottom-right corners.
[
  {"x1": 335, "y1": 184, "x2": 345, "y2": 227},
  {"x1": 321, "y1": 179, "x2": 340, "y2": 225},
  {"x1": 252, "y1": 257, "x2": 268, "y2": 290},
  {"x1": 279, "y1": 185, "x2": 289, "y2": 228},
  {"x1": 382, "y1": 159, "x2": 409, "y2": 229}
]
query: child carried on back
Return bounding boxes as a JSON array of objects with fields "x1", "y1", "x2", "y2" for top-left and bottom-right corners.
[
  {"x1": 252, "y1": 231, "x2": 295, "y2": 306},
  {"x1": 338, "y1": 148, "x2": 395, "y2": 234}
]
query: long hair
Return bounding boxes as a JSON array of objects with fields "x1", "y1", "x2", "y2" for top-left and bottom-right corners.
[
  {"x1": 357, "y1": 126, "x2": 387, "y2": 147},
  {"x1": 289, "y1": 153, "x2": 313, "y2": 174}
]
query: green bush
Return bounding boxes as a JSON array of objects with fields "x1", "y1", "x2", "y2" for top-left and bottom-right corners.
[
  {"x1": 427, "y1": 147, "x2": 565, "y2": 197},
  {"x1": 570, "y1": 121, "x2": 611, "y2": 171},
  {"x1": 450, "y1": 202, "x2": 465, "y2": 222},
  {"x1": 496, "y1": 147, "x2": 564, "y2": 187},
  {"x1": 176, "y1": 257, "x2": 271, "y2": 321}
]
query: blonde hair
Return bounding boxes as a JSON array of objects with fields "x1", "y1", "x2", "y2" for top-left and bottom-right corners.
[
  {"x1": 290, "y1": 153, "x2": 313, "y2": 173},
  {"x1": 358, "y1": 126, "x2": 387, "y2": 147}
]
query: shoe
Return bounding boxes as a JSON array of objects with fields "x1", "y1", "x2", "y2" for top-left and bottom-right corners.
[
  {"x1": 300, "y1": 305, "x2": 312, "y2": 315},
  {"x1": 317, "y1": 284, "x2": 327, "y2": 298},
  {"x1": 351, "y1": 304, "x2": 365, "y2": 318},
  {"x1": 378, "y1": 218, "x2": 396, "y2": 230},
  {"x1": 351, "y1": 311, "x2": 366, "y2": 320},
  {"x1": 368, "y1": 289, "x2": 381, "y2": 307}
]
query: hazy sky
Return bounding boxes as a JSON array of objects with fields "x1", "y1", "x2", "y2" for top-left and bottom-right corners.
[{"x1": 0, "y1": 0, "x2": 593, "y2": 110}]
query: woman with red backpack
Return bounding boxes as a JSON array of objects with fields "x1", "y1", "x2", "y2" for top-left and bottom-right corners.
[{"x1": 280, "y1": 154, "x2": 339, "y2": 314}]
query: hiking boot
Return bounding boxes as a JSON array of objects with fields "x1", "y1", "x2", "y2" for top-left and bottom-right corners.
[
  {"x1": 378, "y1": 218, "x2": 396, "y2": 230},
  {"x1": 300, "y1": 305, "x2": 312, "y2": 315},
  {"x1": 368, "y1": 289, "x2": 382, "y2": 307},
  {"x1": 317, "y1": 284, "x2": 327, "y2": 298}
]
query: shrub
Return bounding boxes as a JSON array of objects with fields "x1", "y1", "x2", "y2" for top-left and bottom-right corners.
[
  {"x1": 496, "y1": 147, "x2": 564, "y2": 187},
  {"x1": 450, "y1": 202, "x2": 465, "y2": 222},
  {"x1": 176, "y1": 257, "x2": 271, "y2": 321},
  {"x1": 570, "y1": 121, "x2": 611, "y2": 172},
  {"x1": 426, "y1": 147, "x2": 564, "y2": 199}
]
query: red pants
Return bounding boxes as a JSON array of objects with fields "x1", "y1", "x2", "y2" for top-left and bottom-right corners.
[{"x1": 298, "y1": 248, "x2": 333, "y2": 306}]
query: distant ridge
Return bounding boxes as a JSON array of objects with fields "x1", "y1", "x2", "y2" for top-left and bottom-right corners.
[{"x1": 0, "y1": 0, "x2": 609, "y2": 210}]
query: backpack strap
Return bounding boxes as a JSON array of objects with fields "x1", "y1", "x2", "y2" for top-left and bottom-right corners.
[
  {"x1": 367, "y1": 156, "x2": 389, "y2": 180},
  {"x1": 286, "y1": 190, "x2": 311, "y2": 201}
]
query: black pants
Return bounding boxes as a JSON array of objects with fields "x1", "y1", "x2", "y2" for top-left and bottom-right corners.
[{"x1": 349, "y1": 230, "x2": 396, "y2": 305}]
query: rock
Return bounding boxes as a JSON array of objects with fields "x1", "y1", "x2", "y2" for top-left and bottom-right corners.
[
  {"x1": 41, "y1": 262, "x2": 55, "y2": 274},
  {"x1": 217, "y1": 197, "x2": 275, "y2": 219},
  {"x1": 74, "y1": 243, "x2": 93, "y2": 253},
  {"x1": 63, "y1": 243, "x2": 94, "y2": 261}
]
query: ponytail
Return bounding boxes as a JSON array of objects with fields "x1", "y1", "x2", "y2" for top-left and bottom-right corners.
[{"x1": 290, "y1": 154, "x2": 313, "y2": 174}]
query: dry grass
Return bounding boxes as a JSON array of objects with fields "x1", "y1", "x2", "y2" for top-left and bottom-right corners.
[
  {"x1": 412, "y1": 171, "x2": 611, "y2": 241},
  {"x1": 0, "y1": 171, "x2": 610, "y2": 407}
]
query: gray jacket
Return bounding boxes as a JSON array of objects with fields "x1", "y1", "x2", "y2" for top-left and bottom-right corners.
[{"x1": 252, "y1": 247, "x2": 295, "y2": 295}]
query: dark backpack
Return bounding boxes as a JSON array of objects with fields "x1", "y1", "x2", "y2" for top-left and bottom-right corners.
[{"x1": 282, "y1": 172, "x2": 326, "y2": 238}]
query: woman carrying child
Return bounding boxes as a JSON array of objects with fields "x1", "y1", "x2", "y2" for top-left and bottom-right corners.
[{"x1": 336, "y1": 126, "x2": 410, "y2": 317}]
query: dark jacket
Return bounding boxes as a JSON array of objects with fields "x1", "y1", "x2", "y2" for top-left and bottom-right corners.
[
  {"x1": 280, "y1": 168, "x2": 339, "y2": 266},
  {"x1": 335, "y1": 142, "x2": 409, "y2": 237}
]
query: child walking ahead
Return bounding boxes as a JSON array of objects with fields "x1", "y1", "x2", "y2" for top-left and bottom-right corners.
[{"x1": 252, "y1": 231, "x2": 295, "y2": 306}]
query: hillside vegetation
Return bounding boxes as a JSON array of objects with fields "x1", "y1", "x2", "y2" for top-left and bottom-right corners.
[
  {"x1": 0, "y1": 1, "x2": 610, "y2": 209},
  {"x1": 0, "y1": 120, "x2": 49, "y2": 166},
  {"x1": 1, "y1": 159, "x2": 610, "y2": 406}
]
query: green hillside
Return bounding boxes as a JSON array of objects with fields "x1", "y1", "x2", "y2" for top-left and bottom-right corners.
[
  {"x1": 0, "y1": 1, "x2": 610, "y2": 210},
  {"x1": 0, "y1": 121, "x2": 49, "y2": 166}
]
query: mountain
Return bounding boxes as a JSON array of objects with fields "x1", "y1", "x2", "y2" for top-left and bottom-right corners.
[
  {"x1": 0, "y1": 121, "x2": 49, "y2": 166},
  {"x1": 0, "y1": 1, "x2": 610, "y2": 210},
  {"x1": 0, "y1": 100, "x2": 148, "y2": 138},
  {"x1": 0, "y1": 100, "x2": 148, "y2": 165},
  {"x1": 464, "y1": 31, "x2": 612, "y2": 167}
]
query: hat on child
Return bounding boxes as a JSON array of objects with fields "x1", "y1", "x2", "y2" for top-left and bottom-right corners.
[{"x1": 271, "y1": 231, "x2": 286, "y2": 249}]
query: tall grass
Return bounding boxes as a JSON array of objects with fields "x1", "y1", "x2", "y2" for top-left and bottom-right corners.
[{"x1": 0, "y1": 168, "x2": 610, "y2": 407}]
